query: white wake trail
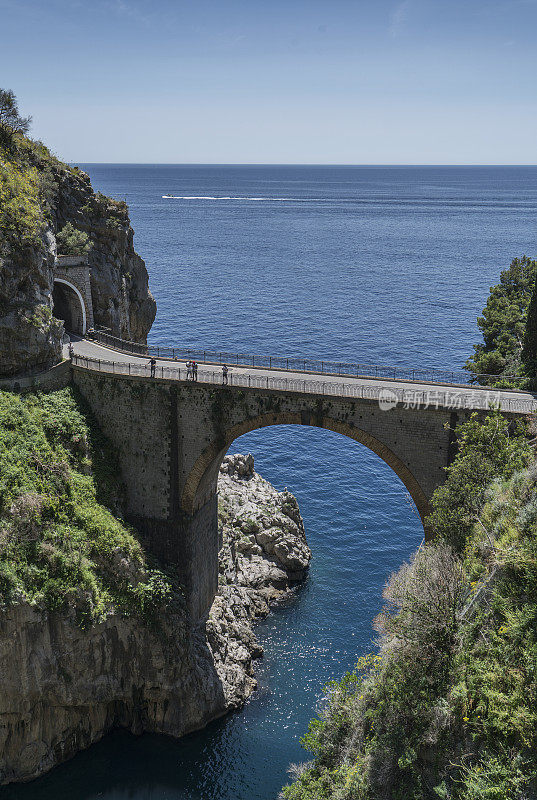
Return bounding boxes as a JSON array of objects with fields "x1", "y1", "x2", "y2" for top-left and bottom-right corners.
[{"x1": 161, "y1": 195, "x2": 330, "y2": 202}]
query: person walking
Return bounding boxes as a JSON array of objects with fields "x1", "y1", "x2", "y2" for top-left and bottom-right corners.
[
  {"x1": 222, "y1": 364, "x2": 229, "y2": 385},
  {"x1": 186, "y1": 360, "x2": 192, "y2": 380},
  {"x1": 149, "y1": 357, "x2": 156, "y2": 378},
  {"x1": 193, "y1": 360, "x2": 198, "y2": 381}
]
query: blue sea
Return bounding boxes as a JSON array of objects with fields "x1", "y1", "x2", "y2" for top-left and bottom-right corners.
[{"x1": 4, "y1": 166, "x2": 537, "y2": 800}]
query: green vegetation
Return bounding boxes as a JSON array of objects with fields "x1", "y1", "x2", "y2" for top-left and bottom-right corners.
[
  {"x1": 521, "y1": 275, "x2": 537, "y2": 380},
  {"x1": 56, "y1": 222, "x2": 92, "y2": 256},
  {"x1": 280, "y1": 412, "x2": 536, "y2": 800},
  {"x1": 427, "y1": 412, "x2": 531, "y2": 552},
  {"x1": 0, "y1": 150, "x2": 43, "y2": 249},
  {"x1": 464, "y1": 256, "x2": 537, "y2": 387},
  {"x1": 0, "y1": 388, "x2": 177, "y2": 624},
  {"x1": 0, "y1": 89, "x2": 86, "y2": 256}
]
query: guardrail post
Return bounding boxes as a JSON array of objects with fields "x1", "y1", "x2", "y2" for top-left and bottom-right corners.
[{"x1": 129, "y1": 363, "x2": 131, "y2": 375}]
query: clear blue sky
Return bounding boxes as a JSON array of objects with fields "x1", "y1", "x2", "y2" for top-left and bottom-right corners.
[{"x1": 1, "y1": 0, "x2": 536, "y2": 163}]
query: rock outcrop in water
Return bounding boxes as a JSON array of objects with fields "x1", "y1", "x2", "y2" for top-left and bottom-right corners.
[
  {"x1": 0, "y1": 138, "x2": 155, "y2": 377},
  {"x1": 0, "y1": 454, "x2": 310, "y2": 785},
  {"x1": 209, "y1": 454, "x2": 311, "y2": 703}
]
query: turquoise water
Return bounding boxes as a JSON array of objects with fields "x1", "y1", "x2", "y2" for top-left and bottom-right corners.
[{"x1": 4, "y1": 166, "x2": 537, "y2": 800}]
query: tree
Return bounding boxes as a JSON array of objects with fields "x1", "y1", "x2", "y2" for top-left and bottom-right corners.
[
  {"x1": 0, "y1": 89, "x2": 31, "y2": 144},
  {"x1": 464, "y1": 256, "x2": 537, "y2": 385},
  {"x1": 521, "y1": 274, "x2": 537, "y2": 378}
]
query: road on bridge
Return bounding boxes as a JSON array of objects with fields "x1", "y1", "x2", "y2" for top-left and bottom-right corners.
[{"x1": 66, "y1": 337, "x2": 537, "y2": 415}]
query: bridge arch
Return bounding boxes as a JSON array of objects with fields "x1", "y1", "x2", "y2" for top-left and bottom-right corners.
[
  {"x1": 52, "y1": 278, "x2": 87, "y2": 335},
  {"x1": 181, "y1": 411, "x2": 432, "y2": 533}
]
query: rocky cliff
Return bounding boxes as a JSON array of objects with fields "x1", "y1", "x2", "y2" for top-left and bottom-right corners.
[
  {"x1": 0, "y1": 137, "x2": 155, "y2": 376},
  {"x1": 0, "y1": 454, "x2": 311, "y2": 785}
]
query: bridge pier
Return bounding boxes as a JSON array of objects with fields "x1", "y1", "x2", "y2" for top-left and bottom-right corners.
[{"x1": 128, "y1": 499, "x2": 219, "y2": 621}]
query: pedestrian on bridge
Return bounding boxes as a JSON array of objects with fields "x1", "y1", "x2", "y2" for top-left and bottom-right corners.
[
  {"x1": 192, "y1": 361, "x2": 198, "y2": 381},
  {"x1": 186, "y1": 361, "x2": 192, "y2": 380},
  {"x1": 149, "y1": 357, "x2": 156, "y2": 378},
  {"x1": 222, "y1": 364, "x2": 229, "y2": 385}
]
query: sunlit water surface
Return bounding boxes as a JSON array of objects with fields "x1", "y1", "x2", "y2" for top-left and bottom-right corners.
[{"x1": 4, "y1": 165, "x2": 537, "y2": 800}]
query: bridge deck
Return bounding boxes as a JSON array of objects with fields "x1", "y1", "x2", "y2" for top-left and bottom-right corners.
[{"x1": 67, "y1": 338, "x2": 537, "y2": 415}]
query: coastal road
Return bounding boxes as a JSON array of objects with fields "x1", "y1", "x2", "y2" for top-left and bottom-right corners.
[{"x1": 65, "y1": 337, "x2": 537, "y2": 415}]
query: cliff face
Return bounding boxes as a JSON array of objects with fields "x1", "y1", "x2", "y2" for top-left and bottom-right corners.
[
  {"x1": 0, "y1": 604, "x2": 224, "y2": 784},
  {"x1": 0, "y1": 454, "x2": 311, "y2": 785},
  {"x1": 0, "y1": 139, "x2": 155, "y2": 377},
  {"x1": 0, "y1": 226, "x2": 62, "y2": 377},
  {"x1": 52, "y1": 166, "x2": 155, "y2": 342}
]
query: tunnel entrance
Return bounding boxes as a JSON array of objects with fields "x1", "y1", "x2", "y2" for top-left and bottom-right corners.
[{"x1": 52, "y1": 279, "x2": 86, "y2": 335}]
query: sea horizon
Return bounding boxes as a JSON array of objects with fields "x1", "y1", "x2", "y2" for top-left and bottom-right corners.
[{"x1": 73, "y1": 161, "x2": 537, "y2": 167}]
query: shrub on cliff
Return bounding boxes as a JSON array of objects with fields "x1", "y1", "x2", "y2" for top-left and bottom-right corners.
[
  {"x1": 465, "y1": 256, "x2": 537, "y2": 387},
  {"x1": 0, "y1": 388, "x2": 176, "y2": 623},
  {"x1": 56, "y1": 222, "x2": 92, "y2": 256},
  {"x1": 0, "y1": 148, "x2": 43, "y2": 252},
  {"x1": 427, "y1": 410, "x2": 532, "y2": 552}
]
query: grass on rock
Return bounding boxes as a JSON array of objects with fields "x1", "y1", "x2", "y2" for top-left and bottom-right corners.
[{"x1": 0, "y1": 387, "x2": 177, "y2": 625}]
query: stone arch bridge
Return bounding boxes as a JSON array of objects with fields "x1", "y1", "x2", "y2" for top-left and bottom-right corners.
[{"x1": 68, "y1": 341, "x2": 537, "y2": 620}]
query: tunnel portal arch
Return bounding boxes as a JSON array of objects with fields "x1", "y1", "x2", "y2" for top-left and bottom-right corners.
[
  {"x1": 181, "y1": 412, "x2": 432, "y2": 535},
  {"x1": 52, "y1": 278, "x2": 87, "y2": 335}
]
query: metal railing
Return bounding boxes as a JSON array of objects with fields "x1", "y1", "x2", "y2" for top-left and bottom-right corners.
[
  {"x1": 71, "y1": 354, "x2": 537, "y2": 414},
  {"x1": 87, "y1": 329, "x2": 529, "y2": 388}
]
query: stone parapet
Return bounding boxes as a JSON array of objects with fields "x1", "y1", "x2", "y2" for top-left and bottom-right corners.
[
  {"x1": 56, "y1": 255, "x2": 88, "y2": 267},
  {"x1": 0, "y1": 360, "x2": 71, "y2": 393}
]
